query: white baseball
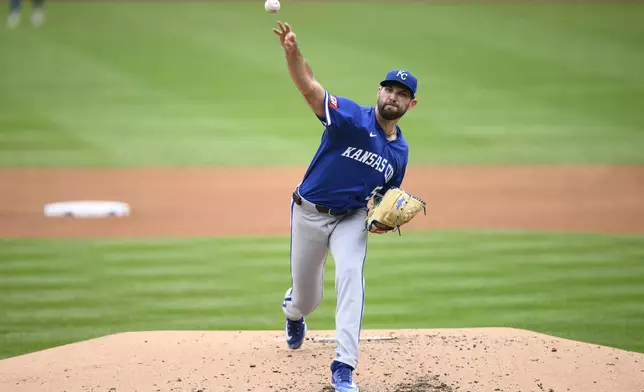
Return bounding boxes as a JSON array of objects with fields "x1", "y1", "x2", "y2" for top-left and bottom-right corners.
[{"x1": 265, "y1": 0, "x2": 280, "y2": 13}]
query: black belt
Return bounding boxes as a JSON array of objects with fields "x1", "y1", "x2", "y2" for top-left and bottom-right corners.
[{"x1": 292, "y1": 191, "x2": 348, "y2": 216}]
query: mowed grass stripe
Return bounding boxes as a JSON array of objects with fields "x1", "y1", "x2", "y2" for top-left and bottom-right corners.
[
  {"x1": 4, "y1": 295, "x2": 282, "y2": 324},
  {"x1": 368, "y1": 274, "x2": 644, "y2": 295},
  {"x1": 371, "y1": 258, "x2": 641, "y2": 276},
  {"x1": 1, "y1": 231, "x2": 643, "y2": 359},
  {"x1": 1, "y1": 3, "x2": 643, "y2": 166},
  {"x1": 368, "y1": 287, "x2": 644, "y2": 310}
]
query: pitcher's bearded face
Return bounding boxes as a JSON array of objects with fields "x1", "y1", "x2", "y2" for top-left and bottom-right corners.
[
  {"x1": 378, "y1": 98, "x2": 408, "y2": 120},
  {"x1": 377, "y1": 84, "x2": 414, "y2": 121}
]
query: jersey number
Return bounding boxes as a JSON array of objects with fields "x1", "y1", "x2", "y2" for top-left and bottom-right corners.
[{"x1": 365, "y1": 186, "x2": 384, "y2": 201}]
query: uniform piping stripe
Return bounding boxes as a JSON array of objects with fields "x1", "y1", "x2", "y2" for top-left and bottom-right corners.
[
  {"x1": 289, "y1": 199, "x2": 295, "y2": 290},
  {"x1": 357, "y1": 236, "x2": 368, "y2": 350},
  {"x1": 324, "y1": 91, "x2": 332, "y2": 127}
]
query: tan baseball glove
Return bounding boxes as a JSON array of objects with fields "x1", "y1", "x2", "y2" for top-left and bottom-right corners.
[{"x1": 366, "y1": 187, "x2": 427, "y2": 235}]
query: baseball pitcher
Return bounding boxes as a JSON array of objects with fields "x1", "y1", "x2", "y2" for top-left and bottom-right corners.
[{"x1": 273, "y1": 21, "x2": 426, "y2": 392}]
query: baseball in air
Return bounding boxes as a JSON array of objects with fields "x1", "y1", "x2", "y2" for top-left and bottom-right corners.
[{"x1": 265, "y1": 0, "x2": 280, "y2": 13}]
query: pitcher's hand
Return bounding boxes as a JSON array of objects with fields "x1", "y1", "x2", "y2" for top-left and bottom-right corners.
[{"x1": 273, "y1": 21, "x2": 298, "y2": 54}]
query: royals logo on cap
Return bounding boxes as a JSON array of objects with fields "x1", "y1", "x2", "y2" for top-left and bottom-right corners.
[
  {"x1": 396, "y1": 70, "x2": 409, "y2": 81},
  {"x1": 380, "y1": 69, "x2": 418, "y2": 98}
]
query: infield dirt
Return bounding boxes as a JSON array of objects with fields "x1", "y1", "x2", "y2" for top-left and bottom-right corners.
[{"x1": 2, "y1": 165, "x2": 644, "y2": 238}]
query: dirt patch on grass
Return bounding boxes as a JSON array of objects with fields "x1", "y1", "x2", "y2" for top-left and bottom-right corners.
[
  {"x1": 1, "y1": 328, "x2": 643, "y2": 392},
  {"x1": 1, "y1": 165, "x2": 643, "y2": 238}
]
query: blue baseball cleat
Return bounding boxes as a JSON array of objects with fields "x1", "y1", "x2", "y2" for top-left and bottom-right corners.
[
  {"x1": 285, "y1": 316, "x2": 306, "y2": 349},
  {"x1": 282, "y1": 287, "x2": 307, "y2": 349},
  {"x1": 331, "y1": 360, "x2": 359, "y2": 392}
]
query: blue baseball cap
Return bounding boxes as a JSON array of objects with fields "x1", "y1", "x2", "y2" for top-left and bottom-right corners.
[{"x1": 380, "y1": 69, "x2": 418, "y2": 98}]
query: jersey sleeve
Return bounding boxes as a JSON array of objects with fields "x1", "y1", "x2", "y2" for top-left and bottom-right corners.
[{"x1": 316, "y1": 90, "x2": 362, "y2": 133}]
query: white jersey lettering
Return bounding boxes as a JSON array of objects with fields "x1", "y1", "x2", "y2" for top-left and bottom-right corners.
[
  {"x1": 349, "y1": 149, "x2": 364, "y2": 160},
  {"x1": 341, "y1": 147, "x2": 356, "y2": 158},
  {"x1": 385, "y1": 164, "x2": 394, "y2": 182},
  {"x1": 378, "y1": 159, "x2": 388, "y2": 173},
  {"x1": 359, "y1": 151, "x2": 372, "y2": 163},
  {"x1": 341, "y1": 146, "x2": 396, "y2": 181},
  {"x1": 371, "y1": 156, "x2": 382, "y2": 169}
]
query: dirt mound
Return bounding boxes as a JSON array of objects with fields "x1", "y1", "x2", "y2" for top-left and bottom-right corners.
[
  {"x1": 1, "y1": 328, "x2": 642, "y2": 392},
  {"x1": 2, "y1": 166, "x2": 644, "y2": 238}
]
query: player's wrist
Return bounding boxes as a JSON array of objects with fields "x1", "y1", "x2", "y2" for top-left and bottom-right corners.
[{"x1": 284, "y1": 47, "x2": 301, "y2": 58}]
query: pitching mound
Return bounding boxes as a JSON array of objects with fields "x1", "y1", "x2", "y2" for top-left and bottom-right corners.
[{"x1": 1, "y1": 328, "x2": 642, "y2": 392}]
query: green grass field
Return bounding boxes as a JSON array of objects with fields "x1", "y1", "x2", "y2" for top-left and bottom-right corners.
[
  {"x1": 2, "y1": 231, "x2": 644, "y2": 359},
  {"x1": 1, "y1": 2, "x2": 643, "y2": 360},
  {"x1": 1, "y1": 2, "x2": 643, "y2": 166}
]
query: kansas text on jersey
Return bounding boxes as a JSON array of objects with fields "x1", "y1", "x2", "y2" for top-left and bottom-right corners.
[
  {"x1": 340, "y1": 147, "x2": 394, "y2": 182},
  {"x1": 297, "y1": 91, "x2": 409, "y2": 212}
]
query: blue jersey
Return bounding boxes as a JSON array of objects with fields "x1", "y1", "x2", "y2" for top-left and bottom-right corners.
[{"x1": 297, "y1": 90, "x2": 409, "y2": 212}]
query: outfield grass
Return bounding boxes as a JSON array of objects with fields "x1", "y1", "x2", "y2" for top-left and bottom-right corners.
[
  {"x1": 1, "y1": 231, "x2": 643, "y2": 359},
  {"x1": 1, "y1": 2, "x2": 643, "y2": 166}
]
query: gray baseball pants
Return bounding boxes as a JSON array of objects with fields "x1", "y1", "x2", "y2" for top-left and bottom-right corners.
[{"x1": 282, "y1": 189, "x2": 369, "y2": 369}]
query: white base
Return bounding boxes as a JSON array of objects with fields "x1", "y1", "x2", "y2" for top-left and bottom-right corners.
[{"x1": 44, "y1": 201, "x2": 131, "y2": 218}]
